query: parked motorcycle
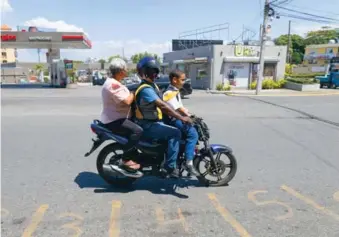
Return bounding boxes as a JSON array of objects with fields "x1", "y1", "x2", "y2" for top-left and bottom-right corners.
[{"x1": 84, "y1": 116, "x2": 237, "y2": 187}]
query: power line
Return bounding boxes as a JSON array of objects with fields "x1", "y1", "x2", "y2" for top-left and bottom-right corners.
[
  {"x1": 272, "y1": 4, "x2": 339, "y2": 22},
  {"x1": 288, "y1": 4, "x2": 339, "y2": 17},
  {"x1": 270, "y1": 0, "x2": 293, "y2": 5},
  {"x1": 279, "y1": 12, "x2": 337, "y2": 24}
]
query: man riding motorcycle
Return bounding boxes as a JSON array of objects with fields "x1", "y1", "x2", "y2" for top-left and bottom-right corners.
[{"x1": 133, "y1": 56, "x2": 193, "y2": 178}]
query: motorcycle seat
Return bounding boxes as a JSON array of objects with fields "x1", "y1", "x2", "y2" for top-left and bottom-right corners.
[{"x1": 92, "y1": 121, "x2": 164, "y2": 147}]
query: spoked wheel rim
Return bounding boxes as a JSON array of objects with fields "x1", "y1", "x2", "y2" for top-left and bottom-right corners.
[{"x1": 195, "y1": 151, "x2": 236, "y2": 185}]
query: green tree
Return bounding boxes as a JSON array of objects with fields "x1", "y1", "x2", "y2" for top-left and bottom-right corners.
[
  {"x1": 304, "y1": 29, "x2": 338, "y2": 45},
  {"x1": 33, "y1": 63, "x2": 44, "y2": 73},
  {"x1": 98, "y1": 59, "x2": 106, "y2": 64},
  {"x1": 130, "y1": 52, "x2": 160, "y2": 64},
  {"x1": 73, "y1": 60, "x2": 84, "y2": 64},
  {"x1": 291, "y1": 52, "x2": 303, "y2": 64},
  {"x1": 275, "y1": 34, "x2": 305, "y2": 64},
  {"x1": 108, "y1": 55, "x2": 123, "y2": 63}
]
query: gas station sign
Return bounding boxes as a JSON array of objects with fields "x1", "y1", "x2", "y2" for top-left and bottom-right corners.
[
  {"x1": 64, "y1": 60, "x2": 73, "y2": 70},
  {"x1": 29, "y1": 36, "x2": 52, "y2": 41},
  {"x1": 1, "y1": 34, "x2": 16, "y2": 41}
]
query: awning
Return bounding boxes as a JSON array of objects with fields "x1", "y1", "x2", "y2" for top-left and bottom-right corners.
[
  {"x1": 223, "y1": 57, "x2": 279, "y2": 63},
  {"x1": 172, "y1": 57, "x2": 208, "y2": 64}
]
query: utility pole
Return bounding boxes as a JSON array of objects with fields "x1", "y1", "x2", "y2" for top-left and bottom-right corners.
[
  {"x1": 256, "y1": 0, "x2": 270, "y2": 95},
  {"x1": 286, "y1": 20, "x2": 292, "y2": 63}
]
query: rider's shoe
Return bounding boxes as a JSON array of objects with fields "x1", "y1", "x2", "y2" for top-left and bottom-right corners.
[
  {"x1": 186, "y1": 164, "x2": 200, "y2": 176},
  {"x1": 164, "y1": 167, "x2": 180, "y2": 179}
]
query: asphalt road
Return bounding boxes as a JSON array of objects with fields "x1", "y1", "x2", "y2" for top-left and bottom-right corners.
[{"x1": 2, "y1": 87, "x2": 339, "y2": 237}]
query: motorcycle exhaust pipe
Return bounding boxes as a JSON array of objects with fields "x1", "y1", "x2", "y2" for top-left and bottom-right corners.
[{"x1": 102, "y1": 164, "x2": 143, "y2": 178}]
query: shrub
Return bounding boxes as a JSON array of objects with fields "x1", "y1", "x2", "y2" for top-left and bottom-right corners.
[
  {"x1": 286, "y1": 78, "x2": 320, "y2": 84},
  {"x1": 285, "y1": 72, "x2": 324, "y2": 79},
  {"x1": 250, "y1": 81, "x2": 257, "y2": 90},
  {"x1": 285, "y1": 64, "x2": 295, "y2": 74},
  {"x1": 262, "y1": 79, "x2": 275, "y2": 89},
  {"x1": 250, "y1": 79, "x2": 286, "y2": 90},
  {"x1": 216, "y1": 83, "x2": 231, "y2": 91},
  {"x1": 277, "y1": 79, "x2": 287, "y2": 87}
]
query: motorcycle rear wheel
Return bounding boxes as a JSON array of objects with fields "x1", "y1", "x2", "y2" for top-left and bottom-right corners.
[
  {"x1": 194, "y1": 150, "x2": 237, "y2": 187},
  {"x1": 96, "y1": 143, "x2": 137, "y2": 187}
]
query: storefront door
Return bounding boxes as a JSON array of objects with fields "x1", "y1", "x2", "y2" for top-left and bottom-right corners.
[{"x1": 223, "y1": 62, "x2": 250, "y2": 88}]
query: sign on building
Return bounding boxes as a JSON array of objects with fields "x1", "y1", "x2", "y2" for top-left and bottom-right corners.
[
  {"x1": 29, "y1": 36, "x2": 52, "y2": 41},
  {"x1": 234, "y1": 45, "x2": 259, "y2": 57},
  {"x1": 172, "y1": 39, "x2": 223, "y2": 51}
]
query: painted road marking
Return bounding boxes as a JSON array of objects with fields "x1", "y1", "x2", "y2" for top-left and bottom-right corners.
[
  {"x1": 109, "y1": 200, "x2": 122, "y2": 237},
  {"x1": 177, "y1": 208, "x2": 189, "y2": 232},
  {"x1": 155, "y1": 207, "x2": 165, "y2": 225},
  {"x1": 281, "y1": 185, "x2": 339, "y2": 222},
  {"x1": 1, "y1": 208, "x2": 10, "y2": 218},
  {"x1": 58, "y1": 213, "x2": 84, "y2": 237},
  {"x1": 248, "y1": 190, "x2": 293, "y2": 221},
  {"x1": 155, "y1": 206, "x2": 188, "y2": 232},
  {"x1": 21, "y1": 204, "x2": 49, "y2": 237},
  {"x1": 207, "y1": 193, "x2": 252, "y2": 237}
]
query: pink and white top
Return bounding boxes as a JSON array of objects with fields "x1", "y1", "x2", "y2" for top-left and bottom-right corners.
[{"x1": 100, "y1": 78, "x2": 131, "y2": 124}]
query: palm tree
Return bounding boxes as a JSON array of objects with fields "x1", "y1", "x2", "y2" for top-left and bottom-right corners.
[
  {"x1": 33, "y1": 64, "x2": 44, "y2": 74},
  {"x1": 33, "y1": 64, "x2": 44, "y2": 82}
]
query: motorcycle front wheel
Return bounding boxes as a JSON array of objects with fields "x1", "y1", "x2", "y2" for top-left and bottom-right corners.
[
  {"x1": 193, "y1": 150, "x2": 237, "y2": 187},
  {"x1": 96, "y1": 143, "x2": 137, "y2": 187}
]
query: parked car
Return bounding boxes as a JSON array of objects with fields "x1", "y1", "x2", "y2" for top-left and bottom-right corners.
[
  {"x1": 126, "y1": 74, "x2": 193, "y2": 98},
  {"x1": 316, "y1": 57, "x2": 339, "y2": 89},
  {"x1": 92, "y1": 70, "x2": 107, "y2": 86}
]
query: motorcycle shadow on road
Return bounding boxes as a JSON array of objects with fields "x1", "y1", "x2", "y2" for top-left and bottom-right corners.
[{"x1": 74, "y1": 171, "x2": 205, "y2": 199}]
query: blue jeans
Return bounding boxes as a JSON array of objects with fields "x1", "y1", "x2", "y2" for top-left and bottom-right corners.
[
  {"x1": 169, "y1": 119, "x2": 198, "y2": 161},
  {"x1": 137, "y1": 121, "x2": 181, "y2": 169}
]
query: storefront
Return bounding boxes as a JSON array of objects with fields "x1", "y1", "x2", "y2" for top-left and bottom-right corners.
[
  {"x1": 304, "y1": 43, "x2": 339, "y2": 66},
  {"x1": 163, "y1": 44, "x2": 287, "y2": 90}
]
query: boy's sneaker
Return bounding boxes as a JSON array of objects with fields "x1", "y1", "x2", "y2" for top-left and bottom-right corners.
[{"x1": 186, "y1": 164, "x2": 200, "y2": 177}]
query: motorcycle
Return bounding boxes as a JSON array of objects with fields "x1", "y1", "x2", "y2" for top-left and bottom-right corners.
[{"x1": 84, "y1": 116, "x2": 237, "y2": 187}]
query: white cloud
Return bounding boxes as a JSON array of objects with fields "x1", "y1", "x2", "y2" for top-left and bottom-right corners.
[
  {"x1": 0, "y1": 0, "x2": 13, "y2": 12},
  {"x1": 17, "y1": 39, "x2": 172, "y2": 62},
  {"x1": 24, "y1": 17, "x2": 87, "y2": 35},
  {"x1": 291, "y1": 22, "x2": 339, "y2": 37}
]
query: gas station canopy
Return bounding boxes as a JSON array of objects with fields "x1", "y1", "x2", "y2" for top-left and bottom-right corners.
[{"x1": 0, "y1": 31, "x2": 92, "y2": 49}]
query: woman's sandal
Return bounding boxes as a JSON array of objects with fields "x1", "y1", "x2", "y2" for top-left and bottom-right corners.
[{"x1": 121, "y1": 160, "x2": 141, "y2": 172}]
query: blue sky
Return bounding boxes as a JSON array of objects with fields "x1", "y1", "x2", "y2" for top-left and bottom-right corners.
[{"x1": 1, "y1": 0, "x2": 338, "y2": 62}]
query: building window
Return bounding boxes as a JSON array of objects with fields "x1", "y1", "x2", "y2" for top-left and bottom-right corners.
[
  {"x1": 2, "y1": 52, "x2": 7, "y2": 57},
  {"x1": 308, "y1": 58, "x2": 318, "y2": 64},
  {"x1": 196, "y1": 64, "x2": 208, "y2": 80},
  {"x1": 3, "y1": 60, "x2": 8, "y2": 63},
  {"x1": 326, "y1": 48, "x2": 334, "y2": 54},
  {"x1": 264, "y1": 63, "x2": 276, "y2": 78}
]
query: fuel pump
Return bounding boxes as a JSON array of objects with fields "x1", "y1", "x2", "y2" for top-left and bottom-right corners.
[{"x1": 50, "y1": 59, "x2": 68, "y2": 88}]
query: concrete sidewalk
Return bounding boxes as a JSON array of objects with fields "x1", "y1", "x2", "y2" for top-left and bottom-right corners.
[{"x1": 207, "y1": 88, "x2": 339, "y2": 97}]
